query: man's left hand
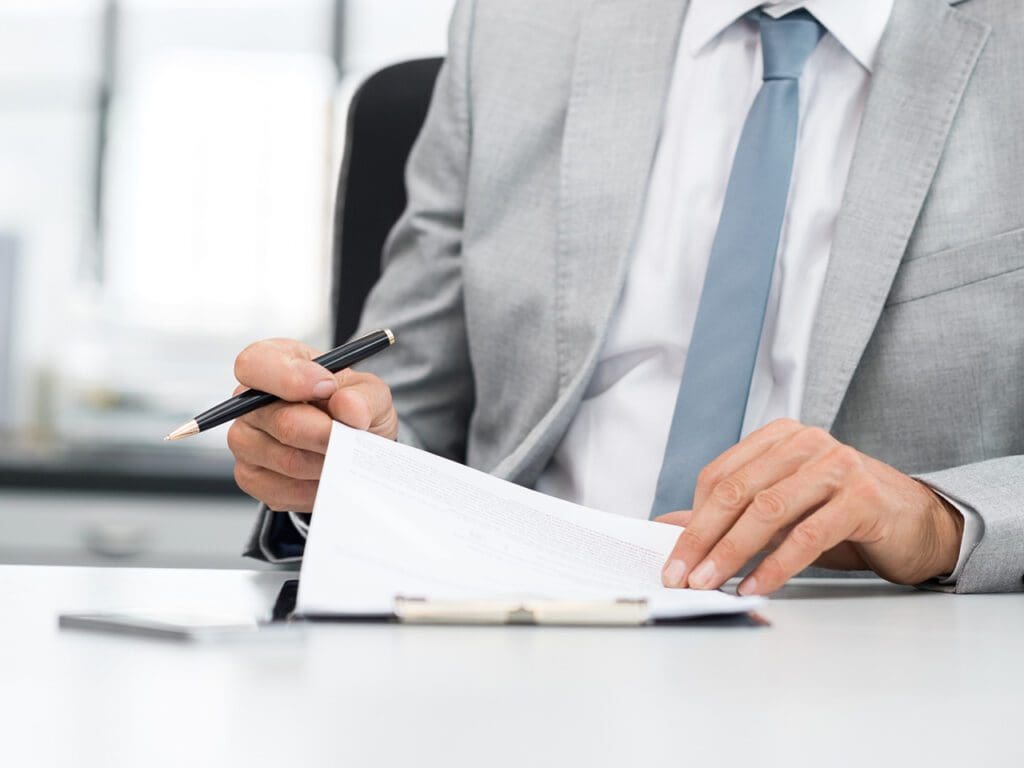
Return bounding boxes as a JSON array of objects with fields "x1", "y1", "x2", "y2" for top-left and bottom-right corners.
[{"x1": 658, "y1": 419, "x2": 965, "y2": 595}]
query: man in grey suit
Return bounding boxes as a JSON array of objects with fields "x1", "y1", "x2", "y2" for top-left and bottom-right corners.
[{"x1": 233, "y1": 0, "x2": 1023, "y2": 594}]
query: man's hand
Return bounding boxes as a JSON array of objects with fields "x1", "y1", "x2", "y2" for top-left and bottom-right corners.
[
  {"x1": 658, "y1": 419, "x2": 965, "y2": 595},
  {"x1": 227, "y1": 338, "x2": 398, "y2": 513}
]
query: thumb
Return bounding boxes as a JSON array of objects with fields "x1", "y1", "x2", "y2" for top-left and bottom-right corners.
[{"x1": 234, "y1": 338, "x2": 336, "y2": 402}]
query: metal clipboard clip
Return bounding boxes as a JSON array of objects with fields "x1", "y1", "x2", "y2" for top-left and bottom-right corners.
[{"x1": 393, "y1": 596, "x2": 651, "y2": 626}]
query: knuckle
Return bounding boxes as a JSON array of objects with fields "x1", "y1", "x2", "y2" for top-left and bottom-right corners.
[
  {"x1": 790, "y1": 426, "x2": 820, "y2": 451},
  {"x1": 379, "y1": 381, "x2": 394, "y2": 413},
  {"x1": 791, "y1": 520, "x2": 824, "y2": 552},
  {"x1": 711, "y1": 475, "x2": 748, "y2": 508},
  {"x1": 280, "y1": 448, "x2": 308, "y2": 480},
  {"x1": 750, "y1": 488, "x2": 787, "y2": 524},
  {"x1": 852, "y1": 477, "x2": 882, "y2": 506},
  {"x1": 801, "y1": 426, "x2": 834, "y2": 447},
  {"x1": 226, "y1": 422, "x2": 246, "y2": 455},
  {"x1": 826, "y1": 445, "x2": 863, "y2": 480},
  {"x1": 758, "y1": 554, "x2": 788, "y2": 584},
  {"x1": 353, "y1": 392, "x2": 374, "y2": 424},
  {"x1": 713, "y1": 536, "x2": 741, "y2": 563},
  {"x1": 263, "y1": 484, "x2": 292, "y2": 513},
  {"x1": 808, "y1": 425, "x2": 832, "y2": 440},
  {"x1": 264, "y1": 494, "x2": 286, "y2": 513},
  {"x1": 695, "y1": 465, "x2": 720, "y2": 494},
  {"x1": 679, "y1": 527, "x2": 709, "y2": 553},
  {"x1": 272, "y1": 408, "x2": 301, "y2": 446},
  {"x1": 233, "y1": 462, "x2": 256, "y2": 494}
]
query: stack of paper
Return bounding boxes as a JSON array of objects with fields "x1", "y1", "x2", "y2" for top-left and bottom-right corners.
[{"x1": 297, "y1": 424, "x2": 763, "y2": 622}]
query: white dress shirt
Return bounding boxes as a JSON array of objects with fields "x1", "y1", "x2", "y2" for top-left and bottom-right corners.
[
  {"x1": 535, "y1": 0, "x2": 980, "y2": 581},
  {"x1": 282, "y1": 0, "x2": 979, "y2": 580}
]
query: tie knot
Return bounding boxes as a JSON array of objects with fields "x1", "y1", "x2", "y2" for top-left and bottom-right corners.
[{"x1": 759, "y1": 9, "x2": 825, "y2": 81}]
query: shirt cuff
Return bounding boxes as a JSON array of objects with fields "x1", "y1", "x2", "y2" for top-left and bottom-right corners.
[
  {"x1": 288, "y1": 510, "x2": 310, "y2": 538},
  {"x1": 254, "y1": 505, "x2": 305, "y2": 564},
  {"x1": 929, "y1": 489, "x2": 984, "y2": 585}
]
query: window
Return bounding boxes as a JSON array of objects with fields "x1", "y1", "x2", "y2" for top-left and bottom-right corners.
[{"x1": 0, "y1": 0, "x2": 454, "y2": 479}]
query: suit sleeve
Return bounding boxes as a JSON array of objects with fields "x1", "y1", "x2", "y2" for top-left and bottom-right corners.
[
  {"x1": 244, "y1": 0, "x2": 477, "y2": 564},
  {"x1": 917, "y1": 456, "x2": 1024, "y2": 593},
  {"x1": 354, "y1": 0, "x2": 477, "y2": 462}
]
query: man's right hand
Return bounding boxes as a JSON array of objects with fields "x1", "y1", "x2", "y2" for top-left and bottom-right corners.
[{"x1": 227, "y1": 338, "x2": 398, "y2": 513}]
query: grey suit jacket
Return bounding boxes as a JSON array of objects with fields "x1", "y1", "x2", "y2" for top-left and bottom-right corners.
[{"x1": 248, "y1": 0, "x2": 1024, "y2": 593}]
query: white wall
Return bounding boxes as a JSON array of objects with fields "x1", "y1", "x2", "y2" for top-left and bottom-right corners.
[
  {"x1": 344, "y1": 0, "x2": 455, "y2": 75},
  {"x1": 0, "y1": 0, "x2": 457, "y2": 445}
]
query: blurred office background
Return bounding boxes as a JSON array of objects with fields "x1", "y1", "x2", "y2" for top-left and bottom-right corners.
[{"x1": 0, "y1": 0, "x2": 455, "y2": 567}]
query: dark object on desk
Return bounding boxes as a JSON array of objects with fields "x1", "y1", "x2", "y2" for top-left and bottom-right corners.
[
  {"x1": 58, "y1": 612, "x2": 300, "y2": 643},
  {"x1": 332, "y1": 57, "x2": 443, "y2": 346},
  {"x1": 165, "y1": 328, "x2": 395, "y2": 441},
  {"x1": 272, "y1": 579, "x2": 300, "y2": 622},
  {"x1": 0, "y1": 439, "x2": 241, "y2": 495}
]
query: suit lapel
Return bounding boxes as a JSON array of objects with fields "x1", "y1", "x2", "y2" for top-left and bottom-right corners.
[
  {"x1": 801, "y1": 0, "x2": 989, "y2": 430},
  {"x1": 495, "y1": 0, "x2": 688, "y2": 481},
  {"x1": 555, "y1": 0, "x2": 690, "y2": 392}
]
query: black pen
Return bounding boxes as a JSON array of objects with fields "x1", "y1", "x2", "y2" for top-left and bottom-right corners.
[{"x1": 164, "y1": 328, "x2": 395, "y2": 441}]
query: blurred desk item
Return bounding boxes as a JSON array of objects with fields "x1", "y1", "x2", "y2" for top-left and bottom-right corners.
[
  {"x1": 0, "y1": 490, "x2": 266, "y2": 569},
  {"x1": 0, "y1": 433, "x2": 250, "y2": 567},
  {"x1": 0, "y1": 234, "x2": 15, "y2": 430},
  {"x1": 2, "y1": 566, "x2": 1021, "y2": 767}
]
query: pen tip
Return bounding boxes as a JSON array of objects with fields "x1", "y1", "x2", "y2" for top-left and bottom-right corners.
[{"x1": 165, "y1": 420, "x2": 200, "y2": 442}]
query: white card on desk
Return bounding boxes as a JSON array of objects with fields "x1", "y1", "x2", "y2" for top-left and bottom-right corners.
[{"x1": 296, "y1": 423, "x2": 763, "y2": 623}]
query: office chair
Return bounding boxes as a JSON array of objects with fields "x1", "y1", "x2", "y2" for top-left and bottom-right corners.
[{"x1": 331, "y1": 57, "x2": 445, "y2": 345}]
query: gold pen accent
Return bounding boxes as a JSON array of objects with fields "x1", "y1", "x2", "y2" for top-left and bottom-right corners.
[{"x1": 164, "y1": 419, "x2": 199, "y2": 442}]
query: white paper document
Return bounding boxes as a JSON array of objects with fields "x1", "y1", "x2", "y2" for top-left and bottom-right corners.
[{"x1": 297, "y1": 424, "x2": 763, "y2": 621}]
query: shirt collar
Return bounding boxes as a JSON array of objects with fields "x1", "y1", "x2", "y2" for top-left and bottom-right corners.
[{"x1": 683, "y1": 0, "x2": 894, "y2": 72}]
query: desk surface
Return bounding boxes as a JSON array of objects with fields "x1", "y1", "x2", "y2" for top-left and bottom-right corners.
[{"x1": 3, "y1": 565, "x2": 1021, "y2": 768}]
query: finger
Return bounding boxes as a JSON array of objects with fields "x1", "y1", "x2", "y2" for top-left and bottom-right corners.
[
  {"x1": 739, "y1": 498, "x2": 865, "y2": 595},
  {"x1": 327, "y1": 371, "x2": 398, "y2": 438},
  {"x1": 234, "y1": 461, "x2": 319, "y2": 513},
  {"x1": 662, "y1": 426, "x2": 836, "y2": 588},
  {"x1": 227, "y1": 420, "x2": 325, "y2": 481},
  {"x1": 691, "y1": 418, "x2": 805, "y2": 509},
  {"x1": 654, "y1": 510, "x2": 693, "y2": 527},
  {"x1": 685, "y1": 454, "x2": 848, "y2": 589},
  {"x1": 240, "y1": 401, "x2": 333, "y2": 453},
  {"x1": 681, "y1": 437, "x2": 844, "y2": 589},
  {"x1": 234, "y1": 338, "x2": 336, "y2": 402}
]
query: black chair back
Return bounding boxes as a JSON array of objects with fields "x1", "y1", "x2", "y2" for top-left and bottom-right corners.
[{"x1": 331, "y1": 57, "x2": 444, "y2": 344}]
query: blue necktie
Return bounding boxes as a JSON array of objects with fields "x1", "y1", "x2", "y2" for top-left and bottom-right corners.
[{"x1": 650, "y1": 11, "x2": 824, "y2": 518}]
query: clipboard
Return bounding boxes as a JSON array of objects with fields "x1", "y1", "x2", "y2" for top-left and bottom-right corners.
[{"x1": 277, "y1": 582, "x2": 768, "y2": 628}]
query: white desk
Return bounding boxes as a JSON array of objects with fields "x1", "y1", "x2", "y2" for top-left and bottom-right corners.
[{"x1": 3, "y1": 565, "x2": 1021, "y2": 768}]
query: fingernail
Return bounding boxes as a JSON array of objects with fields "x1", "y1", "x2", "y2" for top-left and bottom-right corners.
[
  {"x1": 661, "y1": 559, "x2": 688, "y2": 588},
  {"x1": 688, "y1": 560, "x2": 717, "y2": 589},
  {"x1": 312, "y1": 380, "x2": 337, "y2": 399},
  {"x1": 737, "y1": 576, "x2": 758, "y2": 596}
]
